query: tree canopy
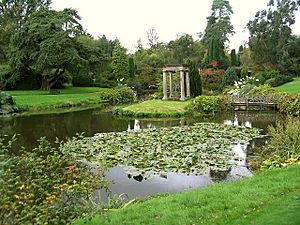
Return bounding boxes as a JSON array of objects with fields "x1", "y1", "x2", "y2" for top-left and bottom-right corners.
[
  {"x1": 202, "y1": 0, "x2": 234, "y2": 69},
  {"x1": 0, "y1": 0, "x2": 51, "y2": 63},
  {"x1": 112, "y1": 41, "x2": 129, "y2": 85},
  {"x1": 9, "y1": 8, "x2": 84, "y2": 90},
  {"x1": 247, "y1": 0, "x2": 300, "y2": 72}
]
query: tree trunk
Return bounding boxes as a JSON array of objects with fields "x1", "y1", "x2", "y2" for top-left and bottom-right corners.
[
  {"x1": 40, "y1": 68, "x2": 65, "y2": 90},
  {"x1": 40, "y1": 77, "x2": 50, "y2": 90}
]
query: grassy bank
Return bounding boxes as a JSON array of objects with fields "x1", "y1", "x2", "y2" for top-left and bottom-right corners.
[
  {"x1": 114, "y1": 99, "x2": 191, "y2": 117},
  {"x1": 75, "y1": 165, "x2": 300, "y2": 225},
  {"x1": 4, "y1": 87, "x2": 109, "y2": 112},
  {"x1": 276, "y1": 77, "x2": 300, "y2": 94}
]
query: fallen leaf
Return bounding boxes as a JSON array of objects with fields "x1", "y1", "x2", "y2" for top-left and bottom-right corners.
[{"x1": 154, "y1": 215, "x2": 160, "y2": 220}]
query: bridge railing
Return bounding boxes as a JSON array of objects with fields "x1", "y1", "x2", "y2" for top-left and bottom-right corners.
[{"x1": 225, "y1": 95, "x2": 281, "y2": 105}]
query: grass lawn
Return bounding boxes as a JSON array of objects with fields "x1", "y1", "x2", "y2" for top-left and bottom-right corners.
[
  {"x1": 74, "y1": 165, "x2": 300, "y2": 225},
  {"x1": 3, "y1": 87, "x2": 109, "y2": 111},
  {"x1": 4, "y1": 87, "x2": 109, "y2": 96},
  {"x1": 275, "y1": 77, "x2": 300, "y2": 94},
  {"x1": 115, "y1": 99, "x2": 191, "y2": 117}
]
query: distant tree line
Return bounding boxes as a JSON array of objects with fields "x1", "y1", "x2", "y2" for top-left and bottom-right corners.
[{"x1": 0, "y1": 0, "x2": 299, "y2": 94}]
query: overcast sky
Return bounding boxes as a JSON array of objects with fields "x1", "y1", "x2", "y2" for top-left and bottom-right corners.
[{"x1": 51, "y1": 0, "x2": 300, "y2": 52}]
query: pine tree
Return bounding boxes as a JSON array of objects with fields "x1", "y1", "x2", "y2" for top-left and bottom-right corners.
[{"x1": 202, "y1": 0, "x2": 234, "y2": 69}]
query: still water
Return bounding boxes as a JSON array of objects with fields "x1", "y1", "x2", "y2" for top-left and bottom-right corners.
[{"x1": 0, "y1": 109, "x2": 281, "y2": 200}]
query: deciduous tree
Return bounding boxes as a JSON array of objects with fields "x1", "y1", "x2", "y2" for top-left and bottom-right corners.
[{"x1": 9, "y1": 9, "x2": 84, "y2": 90}]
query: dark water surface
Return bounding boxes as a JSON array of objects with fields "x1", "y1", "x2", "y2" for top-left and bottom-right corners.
[
  {"x1": 0, "y1": 109, "x2": 282, "y2": 200},
  {"x1": 0, "y1": 109, "x2": 280, "y2": 150}
]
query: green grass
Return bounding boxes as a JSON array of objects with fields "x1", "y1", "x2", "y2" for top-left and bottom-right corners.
[
  {"x1": 14, "y1": 93, "x2": 102, "y2": 110},
  {"x1": 3, "y1": 87, "x2": 109, "y2": 112},
  {"x1": 4, "y1": 87, "x2": 109, "y2": 96},
  {"x1": 114, "y1": 99, "x2": 191, "y2": 117},
  {"x1": 74, "y1": 165, "x2": 300, "y2": 225},
  {"x1": 231, "y1": 187, "x2": 300, "y2": 225},
  {"x1": 275, "y1": 77, "x2": 300, "y2": 94}
]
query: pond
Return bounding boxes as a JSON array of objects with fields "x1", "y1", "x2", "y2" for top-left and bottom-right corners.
[{"x1": 0, "y1": 109, "x2": 282, "y2": 200}]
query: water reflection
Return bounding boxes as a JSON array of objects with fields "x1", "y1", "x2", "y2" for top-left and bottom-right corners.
[
  {"x1": 100, "y1": 164, "x2": 254, "y2": 201},
  {"x1": 127, "y1": 113, "x2": 257, "y2": 132},
  {"x1": 1, "y1": 109, "x2": 280, "y2": 200},
  {"x1": 1, "y1": 109, "x2": 279, "y2": 150},
  {"x1": 99, "y1": 140, "x2": 253, "y2": 201}
]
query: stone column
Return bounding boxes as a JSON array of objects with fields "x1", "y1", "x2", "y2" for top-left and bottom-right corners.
[
  {"x1": 180, "y1": 70, "x2": 185, "y2": 100},
  {"x1": 185, "y1": 71, "x2": 191, "y2": 98},
  {"x1": 163, "y1": 71, "x2": 167, "y2": 100},
  {"x1": 169, "y1": 72, "x2": 173, "y2": 98}
]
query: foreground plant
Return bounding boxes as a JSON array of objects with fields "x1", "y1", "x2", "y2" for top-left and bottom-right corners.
[
  {"x1": 0, "y1": 136, "x2": 108, "y2": 224},
  {"x1": 260, "y1": 116, "x2": 300, "y2": 169}
]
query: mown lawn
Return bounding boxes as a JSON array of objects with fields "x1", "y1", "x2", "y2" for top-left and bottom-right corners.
[
  {"x1": 74, "y1": 165, "x2": 300, "y2": 225},
  {"x1": 116, "y1": 99, "x2": 191, "y2": 117},
  {"x1": 14, "y1": 93, "x2": 101, "y2": 108},
  {"x1": 3, "y1": 87, "x2": 109, "y2": 111},
  {"x1": 5, "y1": 87, "x2": 109, "y2": 96},
  {"x1": 275, "y1": 77, "x2": 300, "y2": 94}
]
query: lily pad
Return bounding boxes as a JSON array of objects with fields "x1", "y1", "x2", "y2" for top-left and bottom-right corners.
[{"x1": 64, "y1": 123, "x2": 263, "y2": 177}]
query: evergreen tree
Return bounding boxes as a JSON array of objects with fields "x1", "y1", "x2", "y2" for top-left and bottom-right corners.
[
  {"x1": 112, "y1": 41, "x2": 129, "y2": 85},
  {"x1": 128, "y1": 57, "x2": 135, "y2": 79},
  {"x1": 238, "y1": 45, "x2": 244, "y2": 53},
  {"x1": 202, "y1": 0, "x2": 234, "y2": 69},
  {"x1": 187, "y1": 60, "x2": 202, "y2": 97},
  {"x1": 0, "y1": 0, "x2": 52, "y2": 64},
  {"x1": 222, "y1": 67, "x2": 238, "y2": 86},
  {"x1": 9, "y1": 9, "x2": 84, "y2": 90},
  {"x1": 247, "y1": 0, "x2": 300, "y2": 72},
  {"x1": 230, "y1": 49, "x2": 237, "y2": 66},
  {"x1": 237, "y1": 45, "x2": 244, "y2": 66}
]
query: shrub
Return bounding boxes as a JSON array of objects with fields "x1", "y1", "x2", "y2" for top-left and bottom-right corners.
[
  {"x1": 201, "y1": 69, "x2": 224, "y2": 93},
  {"x1": 228, "y1": 77, "x2": 257, "y2": 96},
  {"x1": 0, "y1": 65, "x2": 19, "y2": 90},
  {"x1": 247, "y1": 84, "x2": 278, "y2": 96},
  {"x1": 265, "y1": 74, "x2": 293, "y2": 87},
  {"x1": 260, "y1": 117, "x2": 300, "y2": 169},
  {"x1": 277, "y1": 93, "x2": 300, "y2": 116},
  {"x1": 187, "y1": 95, "x2": 232, "y2": 115},
  {"x1": 253, "y1": 70, "x2": 292, "y2": 87},
  {"x1": 72, "y1": 71, "x2": 94, "y2": 87},
  {"x1": 253, "y1": 70, "x2": 279, "y2": 83},
  {"x1": 0, "y1": 136, "x2": 108, "y2": 224},
  {"x1": 222, "y1": 67, "x2": 238, "y2": 86},
  {"x1": 100, "y1": 87, "x2": 136, "y2": 105},
  {"x1": 0, "y1": 92, "x2": 19, "y2": 115},
  {"x1": 240, "y1": 66, "x2": 251, "y2": 78}
]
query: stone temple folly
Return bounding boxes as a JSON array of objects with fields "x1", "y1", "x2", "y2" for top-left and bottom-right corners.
[{"x1": 162, "y1": 64, "x2": 190, "y2": 101}]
